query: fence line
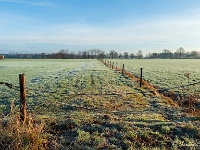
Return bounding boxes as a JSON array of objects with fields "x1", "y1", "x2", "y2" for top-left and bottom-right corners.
[
  {"x1": 1, "y1": 60, "x2": 200, "y2": 120},
  {"x1": 99, "y1": 59, "x2": 200, "y2": 106},
  {"x1": 0, "y1": 82, "x2": 19, "y2": 91},
  {"x1": 1, "y1": 62, "x2": 199, "y2": 98},
  {"x1": 1, "y1": 73, "x2": 141, "y2": 123},
  {"x1": 2, "y1": 76, "x2": 199, "y2": 98},
  {"x1": 1, "y1": 81, "x2": 138, "y2": 97}
]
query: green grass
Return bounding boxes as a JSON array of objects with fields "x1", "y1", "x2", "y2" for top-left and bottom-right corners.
[{"x1": 0, "y1": 59, "x2": 200, "y2": 149}]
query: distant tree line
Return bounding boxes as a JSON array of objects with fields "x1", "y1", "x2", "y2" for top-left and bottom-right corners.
[
  {"x1": 50, "y1": 49, "x2": 106, "y2": 59},
  {"x1": 1, "y1": 47, "x2": 200, "y2": 59},
  {"x1": 2, "y1": 49, "x2": 106, "y2": 59},
  {"x1": 108, "y1": 47, "x2": 200, "y2": 59},
  {"x1": 146, "y1": 47, "x2": 200, "y2": 59}
]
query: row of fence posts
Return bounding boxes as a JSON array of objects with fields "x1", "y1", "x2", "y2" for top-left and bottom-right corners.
[{"x1": 102, "y1": 60, "x2": 143, "y2": 87}]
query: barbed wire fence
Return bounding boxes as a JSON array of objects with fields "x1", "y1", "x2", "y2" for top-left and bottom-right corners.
[
  {"x1": 0, "y1": 61, "x2": 199, "y2": 121},
  {"x1": 0, "y1": 74, "x2": 26, "y2": 123},
  {"x1": 0, "y1": 73, "x2": 139, "y2": 119},
  {"x1": 0, "y1": 82, "x2": 19, "y2": 91},
  {"x1": 0, "y1": 60, "x2": 200, "y2": 149},
  {"x1": 1, "y1": 61, "x2": 200, "y2": 118},
  {"x1": 100, "y1": 59, "x2": 200, "y2": 109}
]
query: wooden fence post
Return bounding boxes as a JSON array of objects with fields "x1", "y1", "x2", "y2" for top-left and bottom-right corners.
[
  {"x1": 112, "y1": 62, "x2": 114, "y2": 69},
  {"x1": 140, "y1": 68, "x2": 143, "y2": 87},
  {"x1": 19, "y1": 73, "x2": 26, "y2": 123},
  {"x1": 122, "y1": 64, "x2": 125, "y2": 76}
]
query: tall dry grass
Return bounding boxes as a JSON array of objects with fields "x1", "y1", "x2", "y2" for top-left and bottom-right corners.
[
  {"x1": 0, "y1": 102, "x2": 59, "y2": 150},
  {"x1": 0, "y1": 114, "x2": 47, "y2": 150}
]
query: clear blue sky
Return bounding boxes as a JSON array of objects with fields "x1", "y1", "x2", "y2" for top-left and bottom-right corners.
[{"x1": 1, "y1": 0, "x2": 200, "y2": 54}]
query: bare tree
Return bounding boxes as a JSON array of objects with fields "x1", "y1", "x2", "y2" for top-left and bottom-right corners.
[
  {"x1": 124, "y1": 52, "x2": 129, "y2": 59},
  {"x1": 109, "y1": 50, "x2": 118, "y2": 58},
  {"x1": 130, "y1": 53, "x2": 135, "y2": 59},
  {"x1": 162, "y1": 49, "x2": 172, "y2": 59},
  {"x1": 176, "y1": 47, "x2": 185, "y2": 58},
  {"x1": 137, "y1": 50, "x2": 143, "y2": 59},
  {"x1": 190, "y1": 50, "x2": 199, "y2": 59}
]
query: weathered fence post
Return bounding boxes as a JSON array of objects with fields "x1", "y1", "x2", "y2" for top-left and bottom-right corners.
[
  {"x1": 122, "y1": 64, "x2": 125, "y2": 76},
  {"x1": 112, "y1": 62, "x2": 114, "y2": 69},
  {"x1": 140, "y1": 68, "x2": 143, "y2": 87},
  {"x1": 19, "y1": 73, "x2": 26, "y2": 123}
]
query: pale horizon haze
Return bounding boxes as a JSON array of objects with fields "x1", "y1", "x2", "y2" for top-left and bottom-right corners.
[{"x1": 1, "y1": 0, "x2": 200, "y2": 54}]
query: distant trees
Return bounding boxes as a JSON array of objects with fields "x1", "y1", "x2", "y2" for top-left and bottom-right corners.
[
  {"x1": 51, "y1": 49, "x2": 95, "y2": 59},
  {"x1": 137, "y1": 50, "x2": 143, "y2": 59},
  {"x1": 118, "y1": 53, "x2": 123, "y2": 58},
  {"x1": 57, "y1": 49, "x2": 69, "y2": 59},
  {"x1": 80, "y1": 49, "x2": 105, "y2": 59},
  {"x1": 109, "y1": 50, "x2": 118, "y2": 58},
  {"x1": 176, "y1": 47, "x2": 185, "y2": 58},
  {"x1": 146, "y1": 47, "x2": 200, "y2": 59},
  {"x1": 162, "y1": 49, "x2": 172, "y2": 59},
  {"x1": 190, "y1": 50, "x2": 199, "y2": 59},
  {"x1": 123, "y1": 52, "x2": 129, "y2": 59},
  {"x1": 108, "y1": 50, "x2": 139, "y2": 59},
  {"x1": 2, "y1": 47, "x2": 200, "y2": 59},
  {"x1": 130, "y1": 53, "x2": 135, "y2": 59}
]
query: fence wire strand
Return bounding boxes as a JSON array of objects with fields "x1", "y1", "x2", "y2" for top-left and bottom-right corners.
[
  {"x1": 101, "y1": 59, "x2": 200, "y2": 95},
  {"x1": 0, "y1": 82, "x2": 19, "y2": 91},
  {"x1": 1, "y1": 60, "x2": 200, "y2": 101}
]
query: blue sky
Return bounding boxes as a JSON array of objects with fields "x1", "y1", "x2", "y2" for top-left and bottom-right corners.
[{"x1": 1, "y1": 0, "x2": 200, "y2": 54}]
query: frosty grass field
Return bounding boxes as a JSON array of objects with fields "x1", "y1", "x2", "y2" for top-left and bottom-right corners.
[
  {"x1": 107, "y1": 59, "x2": 200, "y2": 93},
  {"x1": 0, "y1": 59, "x2": 200, "y2": 149}
]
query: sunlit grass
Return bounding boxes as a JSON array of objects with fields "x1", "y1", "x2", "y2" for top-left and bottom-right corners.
[{"x1": 0, "y1": 59, "x2": 200, "y2": 149}]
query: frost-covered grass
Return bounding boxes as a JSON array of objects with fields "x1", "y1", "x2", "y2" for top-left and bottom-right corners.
[
  {"x1": 106, "y1": 59, "x2": 200, "y2": 92},
  {"x1": 0, "y1": 59, "x2": 200, "y2": 149},
  {"x1": 0, "y1": 59, "x2": 97, "y2": 114}
]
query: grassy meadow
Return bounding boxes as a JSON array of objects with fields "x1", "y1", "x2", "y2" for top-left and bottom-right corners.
[
  {"x1": 106, "y1": 59, "x2": 200, "y2": 92},
  {"x1": 0, "y1": 59, "x2": 200, "y2": 149}
]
